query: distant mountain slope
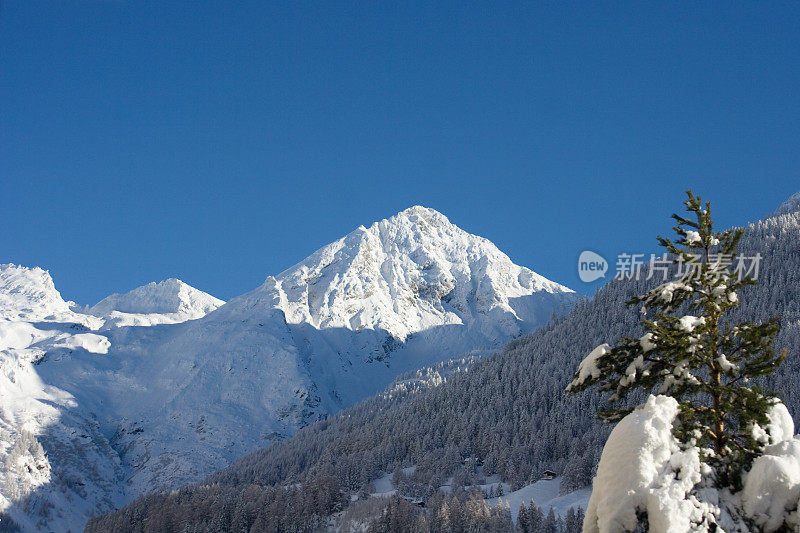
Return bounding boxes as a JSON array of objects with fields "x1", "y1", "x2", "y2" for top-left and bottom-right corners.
[
  {"x1": 0, "y1": 207, "x2": 576, "y2": 532},
  {"x1": 773, "y1": 190, "x2": 800, "y2": 216},
  {"x1": 90, "y1": 278, "x2": 224, "y2": 327},
  {"x1": 86, "y1": 193, "x2": 800, "y2": 532},
  {"x1": 0, "y1": 264, "x2": 101, "y2": 327}
]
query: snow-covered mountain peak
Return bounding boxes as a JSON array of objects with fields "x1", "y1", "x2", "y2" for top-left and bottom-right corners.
[
  {"x1": 773, "y1": 190, "x2": 800, "y2": 217},
  {"x1": 393, "y1": 204, "x2": 451, "y2": 224},
  {"x1": 252, "y1": 206, "x2": 576, "y2": 340},
  {"x1": 0, "y1": 263, "x2": 96, "y2": 325},
  {"x1": 91, "y1": 278, "x2": 224, "y2": 327}
]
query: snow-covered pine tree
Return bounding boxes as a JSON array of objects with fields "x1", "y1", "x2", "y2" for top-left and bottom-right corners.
[{"x1": 567, "y1": 190, "x2": 786, "y2": 488}]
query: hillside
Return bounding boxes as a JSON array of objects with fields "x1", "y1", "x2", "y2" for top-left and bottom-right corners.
[{"x1": 86, "y1": 194, "x2": 800, "y2": 532}]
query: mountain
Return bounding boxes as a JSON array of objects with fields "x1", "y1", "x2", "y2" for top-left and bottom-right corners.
[
  {"x1": 85, "y1": 192, "x2": 800, "y2": 532},
  {"x1": 0, "y1": 264, "x2": 101, "y2": 327},
  {"x1": 773, "y1": 190, "x2": 800, "y2": 216},
  {"x1": 90, "y1": 278, "x2": 224, "y2": 327},
  {"x1": 266, "y1": 206, "x2": 572, "y2": 342},
  {"x1": 0, "y1": 207, "x2": 576, "y2": 532}
]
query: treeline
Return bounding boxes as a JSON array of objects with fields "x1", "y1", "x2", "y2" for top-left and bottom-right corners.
[
  {"x1": 87, "y1": 483, "x2": 584, "y2": 533},
  {"x1": 87, "y1": 209, "x2": 800, "y2": 532},
  {"x1": 349, "y1": 491, "x2": 585, "y2": 533},
  {"x1": 86, "y1": 477, "x2": 341, "y2": 533}
]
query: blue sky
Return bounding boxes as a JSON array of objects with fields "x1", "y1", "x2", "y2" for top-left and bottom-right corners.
[{"x1": 2, "y1": 2, "x2": 798, "y2": 304}]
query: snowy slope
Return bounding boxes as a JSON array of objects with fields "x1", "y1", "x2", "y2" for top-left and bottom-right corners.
[
  {"x1": 773, "y1": 190, "x2": 800, "y2": 216},
  {"x1": 90, "y1": 278, "x2": 224, "y2": 327},
  {"x1": 77, "y1": 207, "x2": 575, "y2": 496},
  {"x1": 0, "y1": 265, "x2": 121, "y2": 532},
  {"x1": 0, "y1": 264, "x2": 101, "y2": 327},
  {"x1": 486, "y1": 477, "x2": 591, "y2": 523},
  {"x1": 0, "y1": 207, "x2": 577, "y2": 532},
  {"x1": 0, "y1": 268, "x2": 225, "y2": 531}
]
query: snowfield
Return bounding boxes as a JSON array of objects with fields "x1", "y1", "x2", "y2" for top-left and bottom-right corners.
[
  {"x1": 486, "y1": 477, "x2": 591, "y2": 523},
  {"x1": 0, "y1": 206, "x2": 577, "y2": 532}
]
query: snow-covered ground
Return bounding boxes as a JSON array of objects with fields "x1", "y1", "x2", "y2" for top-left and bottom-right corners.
[
  {"x1": 0, "y1": 206, "x2": 577, "y2": 532},
  {"x1": 369, "y1": 466, "x2": 417, "y2": 498},
  {"x1": 487, "y1": 478, "x2": 590, "y2": 523},
  {"x1": 370, "y1": 467, "x2": 588, "y2": 523}
]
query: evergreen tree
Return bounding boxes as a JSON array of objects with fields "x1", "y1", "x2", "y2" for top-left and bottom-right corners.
[
  {"x1": 559, "y1": 453, "x2": 593, "y2": 494},
  {"x1": 517, "y1": 502, "x2": 530, "y2": 533},
  {"x1": 575, "y1": 507, "x2": 585, "y2": 531},
  {"x1": 527, "y1": 501, "x2": 543, "y2": 532},
  {"x1": 567, "y1": 190, "x2": 786, "y2": 488},
  {"x1": 542, "y1": 508, "x2": 558, "y2": 533},
  {"x1": 564, "y1": 507, "x2": 578, "y2": 533},
  {"x1": 413, "y1": 512, "x2": 431, "y2": 533}
]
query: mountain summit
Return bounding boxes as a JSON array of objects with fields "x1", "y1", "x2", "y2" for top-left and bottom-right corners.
[
  {"x1": 91, "y1": 278, "x2": 224, "y2": 327},
  {"x1": 256, "y1": 206, "x2": 573, "y2": 340},
  {"x1": 0, "y1": 263, "x2": 99, "y2": 326}
]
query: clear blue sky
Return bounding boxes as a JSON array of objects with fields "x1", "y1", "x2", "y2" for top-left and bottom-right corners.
[{"x1": 2, "y1": 2, "x2": 798, "y2": 304}]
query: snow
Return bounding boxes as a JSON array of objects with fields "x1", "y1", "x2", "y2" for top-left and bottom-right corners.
[
  {"x1": 50, "y1": 332, "x2": 110, "y2": 354},
  {"x1": 0, "y1": 264, "x2": 101, "y2": 327},
  {"x1": 370, "y1": 468, "x2": 588, "y2": 523},
  {"x1": 739, "y1": 402, "x2": 800, "y2": 532},
  {"x1": 0, "y1": 207, "x2": 577, "y2": 532},
  {"x1": 685, "y1": 231, "x2": 702, "y2": 246},
  {"x1": 486, "y1": 477, "x2": 590, "y2": 523},
  {"x1": 678, "y1": 315, "x2": 705, "y2": 332},
  {"x1": 585, "y1": 395, "x2": 800, "y2": 533},
  {"x1": 368, "y1": 466, "x2": 416, "y2": 498},
  {"x1": 370, "y1": 472, "x2": 396, "y2": 497},
  {"x1": 583, "y1": 395, "x2": 713, "y2": 533},
  {"x1": 0, "y1": 269, "x2": 124, "y2": 531},
  {"x1": 772, "y1": 190, "x2": 800, "y2": 216},
  {"x1": 716, "y1": 354, "x2": 737, "y2": 373},
  {"x1": 0, "y1": 268, "x2": 229, "y2": 531},
  {"x1": 91, "y1": 278, "x2": 224, "y2": 327},
  {"x1": 741, "y1": 440, "x2": 800, "y2": 532},
  {"x1": 267, "y1": 206, "x2": 576, "y2": 342},
  {"x1": 640, "y1": 332, "x2": 656, "y2": 353},
  {"x1": 658, "y1": 283, "x2": 681, "y2": 302},
  {"x1": 566, "y1": 344, "x2": 610, "y2": 391}
]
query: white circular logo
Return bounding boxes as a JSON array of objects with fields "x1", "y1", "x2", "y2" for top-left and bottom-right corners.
[{"x1": 578, "y1": 250, "x2": 608, "y2": 282}]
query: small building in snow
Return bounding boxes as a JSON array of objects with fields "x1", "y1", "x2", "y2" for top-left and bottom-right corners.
[{"x1": 541, "y1": 469, "x2": 557, "y2": 480}]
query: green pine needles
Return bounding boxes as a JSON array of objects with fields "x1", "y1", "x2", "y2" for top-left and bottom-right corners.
[{"x1": 567, "y1": 190, "x2": 786, "y2": 488}]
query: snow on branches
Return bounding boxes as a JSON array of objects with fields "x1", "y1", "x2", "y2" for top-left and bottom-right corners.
[{"x1": 568, "y1": 190, "x2": 791, "y2": 530}]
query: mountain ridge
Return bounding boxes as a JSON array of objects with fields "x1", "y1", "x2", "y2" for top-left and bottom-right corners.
[{"x1": 0, "y1": 206, "x2": 577, "y2": 532}]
